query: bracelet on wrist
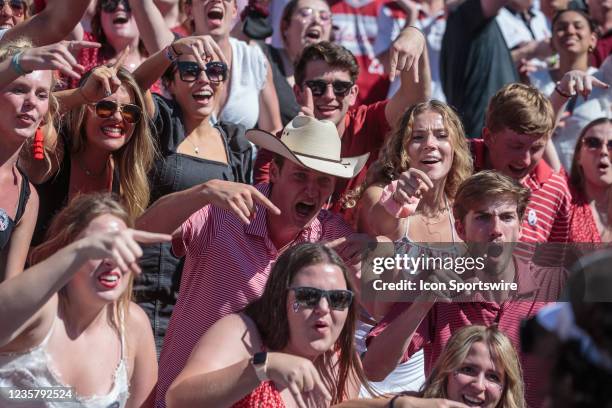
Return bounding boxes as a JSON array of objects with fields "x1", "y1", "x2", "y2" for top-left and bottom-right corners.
[
  {"x1": 170, "y1": 42, "x2": 182, "y2": 57},
  {"x1": 165, "y1": 45, "x2": 179, "y2": 62},
  {"x1": 10, "y1": 52, "x2": 32, "y2": 76},
  {"x1": 554, "y1": 82, "x2": 572, "y2": 98}
]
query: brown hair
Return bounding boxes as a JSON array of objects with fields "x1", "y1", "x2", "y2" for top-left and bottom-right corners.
[
  {"x1": 90, "y1": 0, "x2": 147, "y2": 60},
  {"x1": 294, "y1": 41, "x2": 359, "y2": 86},
  {"x1": 244, "y1": 243, "x2": 372, "y2": 403},
  {"x1": 343, "y1": 101, "x2": 473, "y2": 209},
  {"x1": 453, "y1": 170, "x2": 531, "y2": 223},
  {"x1": 485, "y1": 83, "x2": 554, "y2": 137},
  {"x1": 30, "y1": 193, "x2": 133, "y2": 333},
  {"x1": 65, "y1": 66, "x2": 155, "y2": 219},
  {"x1": 570, "y1": 117, "x2": 612, "y2": 189},
  {"x1": 422, "y1": 325, "x2": 526, "y2": 408}
]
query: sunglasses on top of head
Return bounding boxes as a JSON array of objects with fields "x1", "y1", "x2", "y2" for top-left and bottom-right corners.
[
  {"x1": 289, "y1": 286, "x2": 353, "y2": 311},
  {"x1": 583, "y1": 136, "x2": 612, "y2": 152},
  {"x1": 100, "y1": 0, "x2": 131, "y2": 13},
  {"x1": 176, "y1": 61, "x2": 228, "y2": 83},
  {"x1": 0, "y1": 0, "x2": 26, "y2": 16},
  {"x1": 304, "y1": 79, "x2": 354, "y2": 98},
  {"x1": 90, "y1": 100, "x2": 142, "y2": 124}
]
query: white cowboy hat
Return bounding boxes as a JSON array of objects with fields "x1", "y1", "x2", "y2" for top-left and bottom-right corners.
[{"x1": 246, "y1": 116, "x2": 369, "y2": 179}]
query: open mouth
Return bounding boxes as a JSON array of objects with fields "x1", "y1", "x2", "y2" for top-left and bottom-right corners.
[
  {"x1": 192, "y1": 89, "x2": 213, "y2": 103},
  {"x1": 17, "y1": 113, "x2": 35, "y2": 123},
  {"x1": 598, "y1": 161, "x2": 610, "y2": 170},
  {"x1": 101, "y1": 125, "x2": 125, "y2": 138},
  {"x1": 462, "y1": 395, "x2": 484, "y2": 407},
  {"x1": 420, "y1": 157, "x2": 441, "y2": 165},
  {"x1": 207, "y1": 8, "x2": 224, "y2": 21},
  {"x1": 98, "y1": 270, "x2": 121, "y2": 289},
  {"x1": 113, "y1": 16, "x2": 129, "y2": 24},
  {"x1": 295, "y1": 201, "x2": 316, "y2": 218},
  {"x1": 314, "y1": 320, "x2": 329, "y2": 332},
  {"x1": 305, "y1": 28, "x2": 322, "y2": 40}
]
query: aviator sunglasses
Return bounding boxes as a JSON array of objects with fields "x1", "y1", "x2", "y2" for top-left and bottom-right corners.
[
  {"x1": 304, "y1": 79, "x2": 353, "y2": 97},
  {"x1": 176, "y1": 61, "x2": 228, "y2": 84},
  {"x1": 100, "y1": 0, "x2": 131, "y2": 13},
  {"x1": 90, "y1": 100, "x2": 142, "y2": 124},
  {"x1": 583, "y1": 136, "x2": 612, "y2": 152},
  {"x1": 289, "y1": 286, "x2": 353, "y2": 310},
  {"x1": 0, "y1": 0, "x2": 26, "y2": 16}
]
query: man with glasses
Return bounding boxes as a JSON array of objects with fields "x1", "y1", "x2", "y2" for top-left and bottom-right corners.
[{"x1": 255, "y1": 35, "x2": 431, "y2": 224}]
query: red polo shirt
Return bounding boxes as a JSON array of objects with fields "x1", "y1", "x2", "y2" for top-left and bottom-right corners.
[{"x1": 155, "y1": 184, "x2": 355, "y2": 407}]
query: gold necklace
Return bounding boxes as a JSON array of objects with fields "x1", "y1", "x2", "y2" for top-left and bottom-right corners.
[
  {"x1": 76, "y1": 155, "x2": 107, "y2": 177},
  {"x1": 184, "y1": 136, "x2": 200, "y2": 155}
]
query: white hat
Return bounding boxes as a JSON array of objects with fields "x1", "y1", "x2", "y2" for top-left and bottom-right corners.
[{"x1": 247, "y1": 116, "x2": 369, "y2": 179}]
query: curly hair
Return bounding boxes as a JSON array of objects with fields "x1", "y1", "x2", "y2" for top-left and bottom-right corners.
[{"x1": 343, "y1": 100, "x2": 473, "y2": 209}]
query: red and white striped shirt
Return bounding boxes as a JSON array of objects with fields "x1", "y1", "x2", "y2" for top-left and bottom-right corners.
[
  {"x1": 367, "y1": 258, "x2": 567, "y2": 408},
  {"x1": 155, "y1": 184, "x2": 354, "y2": 407}
]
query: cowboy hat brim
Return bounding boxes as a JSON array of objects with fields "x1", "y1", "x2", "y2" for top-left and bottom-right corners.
[{"x1": 247, "y1": 128, "x2": 369, "y2": 179}]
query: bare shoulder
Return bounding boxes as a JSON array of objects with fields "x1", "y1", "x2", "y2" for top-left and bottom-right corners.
[{"x1": 125, "y1": 302, "x2": 154, "y2": 343}]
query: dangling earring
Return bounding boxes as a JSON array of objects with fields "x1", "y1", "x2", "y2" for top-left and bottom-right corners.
[
  {"x1": 32, "y1": 127, "x2": 44, "y2": 160},
  {"x1": 589, "y1": 45, "x2": 594, "y2": 53},
  {"x1": 292, "y1": 302, "x2": 300, "y2": 313}
]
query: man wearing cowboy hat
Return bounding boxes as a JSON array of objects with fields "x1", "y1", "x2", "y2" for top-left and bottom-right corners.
[
  {"x1": 154, "y1": 116, "x2": 370, "y2": 406},
  {"x1": 254, "y1": 35, "x2": 432, "y2": 224}
]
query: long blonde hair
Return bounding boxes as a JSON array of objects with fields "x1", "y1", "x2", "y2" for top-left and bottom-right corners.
[
  {"x1": 30, "y1": 193, "x2": 133, "y2": 333},
  {"x1": 64, "y1": 67, "x2": 155, "y2": 219},
  {"x1": 343, "y1": 100, "x2": 473, "y2": 209},
  {"x1": 422, "y1": 325, "x2": 526, "y2": 408}
]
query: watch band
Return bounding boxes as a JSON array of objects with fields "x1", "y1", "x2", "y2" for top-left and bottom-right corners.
[{"x1": 251, "y1": 351, "x2": 268, "y2": 382}]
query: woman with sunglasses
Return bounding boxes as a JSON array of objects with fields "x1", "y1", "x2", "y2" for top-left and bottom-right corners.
[
  {"x1": 567, "y1": 118, "x2": 612, "y2": 242},
  {"x1": 0, "y1": 0, "x2": 28, "y2": 36},
  {"x1": 166, "y1": 242, "x2": 369, "y2": 407},
  {"x1": 335, "y1": 325, "x2": 526, "y2": 408},
  {"x1": 0, "y1": 193, "x2": 171, "y2": 407},
  {"x1": 0, "y1": 37, "x2": 101, "y2": 281},
  {"x1": 130, "y1": 0, "x2": 282, "y2": 134},
  {"x1": 28, "y1": 53, "x2": 156, "y2": 245}
]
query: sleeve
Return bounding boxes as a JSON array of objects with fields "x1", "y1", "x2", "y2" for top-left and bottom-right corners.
[
  {"x1": 372, "y1": 4, "x2": 405, "y2": 56},
  {"x1": 171, "y1": 204, "x2": 213, "y2": 258},
  {"x1": 151, "y1": 94, "x2": 182, "y2": 153},
  {"x1": 361, "y1": 100, "x2": 392, "y2": 150}
]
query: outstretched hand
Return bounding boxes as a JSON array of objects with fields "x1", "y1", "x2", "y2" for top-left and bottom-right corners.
[
  {"x1": 18, "y1": 40, "x2": 101, "y2": 79},
  {"x1": 558, "y1": 69, "x2": 609, "y2": 99},
  {"x1": 389, "y1": 26, "x2": 426, "y2": 82}
]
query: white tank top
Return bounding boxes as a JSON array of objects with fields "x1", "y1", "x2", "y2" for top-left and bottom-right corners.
[{"x1": 0, "y1": 314, "x2": 130, "y2": 407}]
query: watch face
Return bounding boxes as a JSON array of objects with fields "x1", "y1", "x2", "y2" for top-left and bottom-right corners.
[{"x1": 253, "y1": 351, "x2": 267, "y2": 365}]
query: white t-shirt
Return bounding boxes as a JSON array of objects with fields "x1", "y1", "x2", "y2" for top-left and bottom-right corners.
[{"x1": 213, "y1": 38, "x2": 268, "y2": 130}]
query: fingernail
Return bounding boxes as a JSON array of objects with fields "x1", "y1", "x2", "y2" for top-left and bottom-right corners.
[{"x1": 105, "y1": 90, "x2": 111, "y2": 97}]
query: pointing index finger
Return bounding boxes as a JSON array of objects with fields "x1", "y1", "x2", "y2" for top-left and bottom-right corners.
[
  {"x1": 251, "y1": 187, "x2": 281, "y2": 215},
  {"x1": 408, "y1": 168, "x2": 434, "y2": 189}
]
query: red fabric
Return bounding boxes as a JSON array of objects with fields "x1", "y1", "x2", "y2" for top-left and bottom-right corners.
[
  {"x1": 171, "y1": 24, "x2": 190, "y2": 38},
  {"x1": 366, "y1": 257, "x2": 566, "y2": 408},
  {"x1": 590, "y1": 31, "x2": 612, "y2": 68},
  {"x1": 156, "y1": 184, "x2": 355, "y2": 407},
  {"x1": 33, "y1": 0, "x2": 46, "y2": 13},
  {"x1": 329, "y1": 0, "x2": 390, "y2": 105},
  {"x1": 569, "y1": 186, "x2": 602, "y2": 243},
  {"x1": 232, "y1": 381, "x2": 285, "y2": 408},
  {"x1": 68, "y1": 32, "x2": 163, "y2": 94},
  {"x1": 469, "y1": 139, "x2": 572, "y2": 249},
  {"x1": 254, "y1": 101, "x2": 391, "y2": 225}
]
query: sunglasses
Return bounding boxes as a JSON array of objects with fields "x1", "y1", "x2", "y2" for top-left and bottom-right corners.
[
  {"x1": 304, "y1": 79, "x2": 353, "y2": 97},
  {"x1": 583, "y1": 136, "x2": 612, "y2": 152},
  {"x1": 100, "y1": 0, "x2": 130, "y2": 13},
  {"x1": 290, "y1": 286, "x2": 353, "y2": 311},
  {"x1": 91, "y1": 100, "x2": 142, "y2": 124},
  {"x1": 176, "y1": 61, "x2": 228, "y2": 83},
  {"x1": 0, "y1": 0, "x2": 26, "y2": 16},
  {"x1": 295, "y1": 7, "x2": 331, "y2": 23}
]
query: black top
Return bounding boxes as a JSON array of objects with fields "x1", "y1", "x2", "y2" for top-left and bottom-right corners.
[
  {"x1": 0, "y1": 166, "x2": 30, "y2": 251},
  {"x1": 149, "y1": 94, "x2": 253, "y2": 203},
  {"x1": 33, "y1": 135, "x2": 120, "y2": 246},
  {"x1": 258, "y1": 43, "x2": 300, "y2": 126},
  {"x1": 440, "y1": 0, "x2": 519, "y2": 138}
]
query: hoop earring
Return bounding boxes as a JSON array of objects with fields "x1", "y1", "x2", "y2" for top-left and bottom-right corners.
[{"x1": 292, "y1": 302, "x2": 300, "y2": 313}]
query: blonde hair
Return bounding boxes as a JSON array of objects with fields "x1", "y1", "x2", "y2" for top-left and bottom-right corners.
[
  {"x1": 64, "y1": 67, "x2": 155, "y2": 219},
  {"x1": 30, "y1": 193, "x2": 133, "y2": 333},
  {"x1": 422, "y1": 325, "x2": 526, "y2": 408},
  {"x1": 0, "y1": 37, "x2": 59, "y2": 170},
  {"x1": 485, "y1": 83, "x2": 554, "y2": 137},
  {"x1": 453, "y1": 170, "x2": 531, "y2": 223},
  {"x1": 343, "y1": 100, "x2": 473, "y2": 209}
]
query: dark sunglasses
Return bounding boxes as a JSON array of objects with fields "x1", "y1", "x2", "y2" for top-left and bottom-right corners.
[
  {"x1": 91, "y1": 100, "x2": 142, "y2": 124},
  {"x1": 583, "y1": 136, "x2": 612, "y2": 152},
  {"x1": 290, "y1": 286, "x2": 353, "y2": 311},
  {"x1": 176, "y1": 61, "x2": 228, "y2": 84},
  {"x1": 100, "y1": 0, "x2": 130, "y2": 13},
  {"x1": 304, "y1": 79, "x2": 353, "y2": 97},
  {"x1": 0, "y1": 0, "x2": 26, "y2": 15}
]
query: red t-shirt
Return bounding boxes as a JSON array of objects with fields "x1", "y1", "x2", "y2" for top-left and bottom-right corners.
[
  {"x1": 568, "y1": 186, "x2": 602, "y2": 243},
  {"x1": 254, "y1": 100, "x2": 391, "y2": 224},
  {"x1": 590, "y1": 30, "x2": 612, "y2": 68}
]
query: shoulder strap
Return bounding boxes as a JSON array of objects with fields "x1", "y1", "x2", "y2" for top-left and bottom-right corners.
[{"x1": 14, "y1": 167, "x2": 31, "y2": 223}]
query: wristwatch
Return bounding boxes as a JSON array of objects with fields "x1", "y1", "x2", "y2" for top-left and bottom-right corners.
[{"x1": 251, "y1": 351, "x2": 268, "y2": 382}]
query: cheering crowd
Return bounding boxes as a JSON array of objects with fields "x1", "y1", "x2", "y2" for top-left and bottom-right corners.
[{"x1": 0, "y1": 0, "x2": 611, "y2": 406}]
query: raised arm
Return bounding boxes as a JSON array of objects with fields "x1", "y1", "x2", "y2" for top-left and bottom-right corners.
[
  {"x1": 0, "y1": 229, "x2": 170, "y2": 348},
  {"x1": 1, "y1": 0, "x2": 93, "y2": 46},
  {"x1": 128, "y1": 0, "x2": 176, "y2": 54},
  {"x1": 384, "y1": 26, "x2": 431, "y2": 127}
]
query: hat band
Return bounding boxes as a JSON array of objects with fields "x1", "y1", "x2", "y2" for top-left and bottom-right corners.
[{"x1": 293, "y1": 150, "x2": 350, "y2": 167}]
